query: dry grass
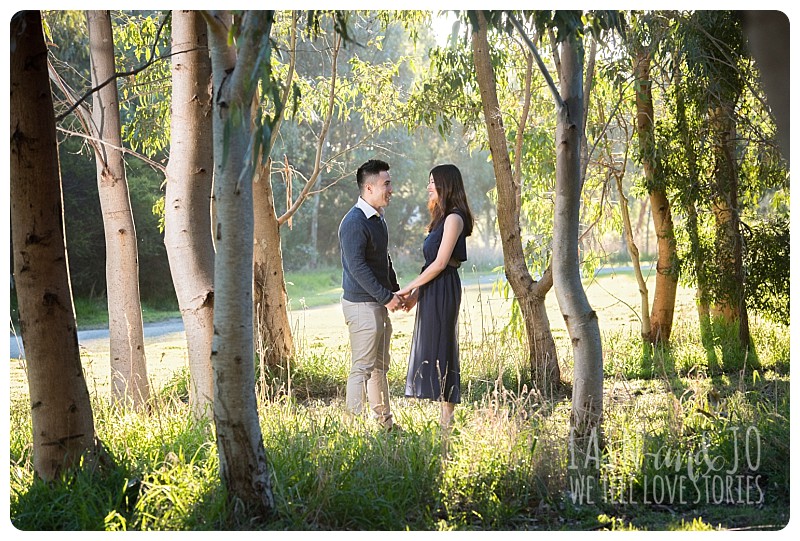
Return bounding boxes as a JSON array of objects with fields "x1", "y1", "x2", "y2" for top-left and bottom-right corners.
[{"x1": 8, "y1": 269, "x2": 690, "y2": 401}]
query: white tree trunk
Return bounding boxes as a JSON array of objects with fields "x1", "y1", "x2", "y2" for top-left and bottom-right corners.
[
  {"x1": 165, "y1": 10, "x2": 215, "y2": 419},
  {"x1": 206, "y1": 9, "x2": 273, "y2": 515},
  {"x1": 552, "y1": 35, "x2": 604, "y2": 445},
  {"x1": 11, "y1": 10, "x2": 109, "y2": 480},
  {"x1": 87, "y1": 10, "x2": 149, "y2": 409}
]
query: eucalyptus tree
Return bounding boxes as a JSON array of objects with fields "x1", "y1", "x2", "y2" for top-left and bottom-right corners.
[
  {"x1": 508, "y1": 10, "x2": 625, "y2": 446},
  {"x1": 673, "y1": 11, "x2": 756, "y2": 350},
  {"x1": 11, "y1": 10, "x2": 111, "y2": 480},
  {"x1": 592, "y1": 72, "x2": 652, "y2": 343},
  {"x1": 164, "y1": 10, "x2": 215, "y2": 418},
  {"x1": 649, "y1": 19, "x2": 713, "y2": 335},
  {"x1": 86, "y1": 10, "x2": 150, "y2": 408},
  {"x1": 203, "y1": 9, "x2": 276, "y2": 515},
  {"x1": 47, "y1": 10, "x2": 171, "y2": 408},
  {"x1": 251, "y1": 11, "x2": 298, "y2": 375},
  {"x1": 470, "y1": 11, "x2": 560, "y2": 394},
  {"x1": 45, "y1": 11, "x2": 174, "y2": 306},
  {"x1": 653, "y1": 11, "x2": 787, "y2": 352},
  {"x1": 536, "y1": 11, "x2": 606, "y2": 445},
  {"x1": 629, "y1": 13, "x2": 678, "y2": 345},
  {"x1": 694, "y1": 12, "x2": 749, "y2": 344}
]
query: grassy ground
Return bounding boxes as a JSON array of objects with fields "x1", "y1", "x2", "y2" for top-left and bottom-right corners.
[{"x1": 8, "y1": 269, "x2": 790, "y2": 531}]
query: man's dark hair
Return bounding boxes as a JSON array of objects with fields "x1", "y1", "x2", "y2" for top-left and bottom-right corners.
[{"x1": 356, "y1": 159, "x2": 390, "y2": 191}]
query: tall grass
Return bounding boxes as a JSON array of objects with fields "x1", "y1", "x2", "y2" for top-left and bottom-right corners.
[{"x1": 9, "y1": 288, "x2": 790, "y2": 531}]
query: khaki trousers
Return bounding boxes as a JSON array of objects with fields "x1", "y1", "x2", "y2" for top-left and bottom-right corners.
[{"x1": 342, "y1": 298, "x2": 394, "y2": 427}]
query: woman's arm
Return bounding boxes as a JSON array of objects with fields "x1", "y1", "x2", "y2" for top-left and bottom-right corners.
[{"x1": 397, "y1": 213, "x2": 463, "y2": 297}]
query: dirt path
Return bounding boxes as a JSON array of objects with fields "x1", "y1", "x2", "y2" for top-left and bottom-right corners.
[
  {"x1": 9, "y1": 274, "x2": 516, "y2": 399},
  {"x1": 9, "y1": 271, "x2": 659, "y2": 400}
]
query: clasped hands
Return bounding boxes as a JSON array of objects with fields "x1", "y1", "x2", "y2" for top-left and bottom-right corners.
[{"x1": 385, "y1": 288, "x2": 418, "y2": 312}]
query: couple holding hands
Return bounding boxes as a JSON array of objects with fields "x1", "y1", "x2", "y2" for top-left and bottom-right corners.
[{"x1": 338, "y1": 159, "x2": 473, "y2": 430}]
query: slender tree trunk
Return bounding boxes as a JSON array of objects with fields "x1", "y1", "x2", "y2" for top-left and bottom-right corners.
[
  {"x1": 252, "y1": 14, "x2": 298, "y2": 372},
  {"x1": 310, "y1": 191, "x2": 321, "y2": 268},
  {"x1": 633, "y1": 48, "x2": 678, "y2": 345},
  {"x1": 552, "y1": 35, "x2": 604, "y2": 444},
  {"x1": 472, "y1": 12, "x2": 560, "y2": 395},
  {"x1": 87, "y1": 10, "x2": 149, "y2": 409},
  {"x1": 687, "y1": 203, "x2": 712, "y2": 334},
  {"x1": 11, "y1": 10, "x2": 110, "y2": 480},
  {"x1": 672, "y1": 58, "x2": 712, "y2": 339},
  {"x1": 253, "y1": 158, "x2": 293, "y2": 374},
  {"x1": 253, "y1": 27, "x2": 339, "y2": 374},
  {"x1": 649, "y1": 190, "x2": 678, "y2": 342},
  {"x1": 709, "y1": 103, "x2": 751, "y2": 349},
  {"x1": 613, "y1": 170, "x2": 650, "y2": 341},
  {"x1": 206, "y1": 9, "x2": 273, "y2": 516},
  {"x1": 164, "y1": 10, "x2": 215, "y2": 419}
]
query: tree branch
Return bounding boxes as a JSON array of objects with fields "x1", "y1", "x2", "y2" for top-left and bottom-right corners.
[
  {"x1": 226, "y1": 11, "x2": 271, "y2": 106},
  {"x1": 507, "y1": 12, "x2": 565, "y2": 112},
  {"x1": 269, "y1": 116, "x2": 401, "y2": 203},
  {"x1": 56, "y1": 126, "x2": 166, "y2": 174},
  {"x1": 269, "y1": 11, "x2": 298, "y2": 153},
  {"x1": 47, "y1": 59, "x2": 97, "y2": 154},
  {"x1": 512, "y1": 48, "x2": 533, "y2": 218},
  {"x1": 55, "y1": 11, "x2": 172, "y2": 122},
  {"x1": 278, "y1": 32, "x2": 341, "y2": 226}
]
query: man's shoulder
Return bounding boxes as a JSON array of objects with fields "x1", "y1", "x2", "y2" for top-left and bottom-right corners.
[
  {"x1": 339, "y1": 206, "x2": 367, "y2": 234},
  {"x1": 340, "y1": 206, "x2": 363, "y2": 224}
]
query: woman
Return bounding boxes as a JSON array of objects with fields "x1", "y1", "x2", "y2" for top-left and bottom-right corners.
[{"x1": 396, "y1": 164, "x2": 473, "y2": 428}]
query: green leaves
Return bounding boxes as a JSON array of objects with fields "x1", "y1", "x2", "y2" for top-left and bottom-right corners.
[
  {"x1": 744, "y1": 215, "x2": 790, "y2": 325},
  {"x1": 306, "y1": 10, "x2": 355, "y2": 45},
  {"x1": 115, "y1": 11, "x2": 172, "y2": 156}
]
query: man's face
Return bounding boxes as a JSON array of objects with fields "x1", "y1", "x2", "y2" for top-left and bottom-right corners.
[{"x1": 363, "y1": 170, "x2": 393, "y2": 210}]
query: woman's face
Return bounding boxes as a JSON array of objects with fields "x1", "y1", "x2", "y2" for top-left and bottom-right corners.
[{"x1": 428, "y1": 174, "x2": 439, "y2": 204}]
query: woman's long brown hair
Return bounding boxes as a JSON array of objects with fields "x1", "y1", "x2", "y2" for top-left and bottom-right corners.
[{"x1": 427, "y1": 164, "x2": 474, "y2": 236}]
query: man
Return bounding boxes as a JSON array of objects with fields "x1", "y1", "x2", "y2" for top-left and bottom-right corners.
[{"x1": 338, "y1": 159, "x2": 403, "y2": 430}]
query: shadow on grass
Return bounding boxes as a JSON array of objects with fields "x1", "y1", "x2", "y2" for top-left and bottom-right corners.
[
  {"x1": 12, "y1": 466, "x2": 145, "y2": 530},
  {"x1": 635, "y1": 317, "x2": 763, "y2": 380},
  {"x1": 698, "y1": 317, "x2": 762, "y2": 376}
]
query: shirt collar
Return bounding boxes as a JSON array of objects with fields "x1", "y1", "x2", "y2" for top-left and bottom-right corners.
[{"x1": 356, "y1": 197, "x2": 382, "y2": 219}]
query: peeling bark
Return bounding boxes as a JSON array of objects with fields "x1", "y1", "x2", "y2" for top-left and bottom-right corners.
[{"x1": 633, "y1": 47, "x2": 678, "y2": 345}]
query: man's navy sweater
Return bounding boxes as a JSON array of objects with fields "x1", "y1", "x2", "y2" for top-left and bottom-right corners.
[{"x1": 338, "y1": 205, "x2": 399, "y2": 305}]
